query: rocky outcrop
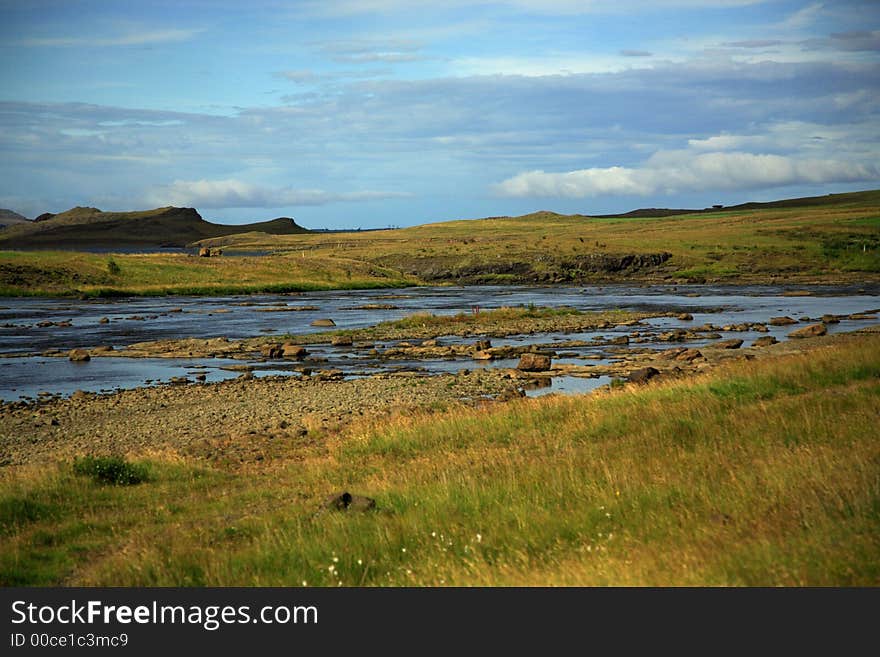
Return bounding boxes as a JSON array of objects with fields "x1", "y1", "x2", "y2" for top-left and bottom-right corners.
[
  {"x1": 788, "y1": 323, "x2": 827, "y2": 339},
  {"x1": 311, "y1": 319, "x2": 336, "y2": 327},
  {"x1": 770, "y1": 316, "x2": 798, "y2": 326},
  {"x1": 752, "y1": 336, "x2": 778, "y2": 347},
  {"x1": 715, "y1": 339, "x2": 744, "y2": 349}
]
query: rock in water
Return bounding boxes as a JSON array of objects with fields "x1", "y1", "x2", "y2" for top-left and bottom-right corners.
[
  {"x1": 788, "y1": 323, "x2": 827, "y2": 339},
  {"x1": 311, "y1": 318, "x2": 336, "y2": 327},
  {"x1": 68, "y1": 349, "x2": 90, "y2": 362},
  {"x1": 516, "y1": 353, "x2": 551, "y2": 371},
  {"x1": 282, "y1": 343, "x2": 308, "y2": 359},
  {"x1": 260, "y1": 343, "x2": 284, "y2": 359},
  {"x1": 769, "y1": 316, "x2": 798, "y2": 326}
]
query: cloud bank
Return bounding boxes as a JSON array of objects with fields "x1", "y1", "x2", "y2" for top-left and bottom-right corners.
[
  {"x1": 146, "y1": 179, "x2": 410, "y2": 209},
  {"x1": 494, "y1": 151, "x2": 880, "y2": 198}
]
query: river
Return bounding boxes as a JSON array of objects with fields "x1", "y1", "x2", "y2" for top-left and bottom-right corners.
[{"x1": 1, "y1": 283, "x2": 877, "y2": 401}]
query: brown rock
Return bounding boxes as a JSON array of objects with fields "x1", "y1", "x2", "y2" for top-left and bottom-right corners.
[
  {"x1": 282, "y1": 343, "x2": 308, "y2": 358},
  {"x1": 516, "y1": 353, "x2": 552, "y2": 371},
  {"x1": 68, "y1": 349, "x2": 90, "y2": 362},
  {"x1": 675, "y1": 348, "x2": 703, "y2": 362},
  {"x1": 820, "y1": 314, "x2": 840, "y2": 324},
  {"x1": 311, "y1": 318, "x2": 336, "y2": 327},
  {"x1": 472, "y1": 350, "x2": 494, "y2": 361},
  {"x1": 788, "y1": 323, "x2": 827, "y2": 339},
  {"x1": 331, "y1": 335, "x2": 353, "y2": 346},
  {"x1": 849, "y1": 313, "x2": 878, "y2": 320},
  {"x1": 769, "y1": 316, "x2": 798, "y2": 326},
  {"x1": 752, "y1": 336, "x2": 778, "y2": 347},
  {"x1": 628, "y1": 367, "x2": 660, "y2": 384},
  {"x1": 98, "y1": 317, "x2": 110, "y2": 324},
  {"x1": 473, "y1": 339, "x2": 492, "y2": 351},
  {"x1": 715, "y1": 339, "x2": 744, "y2": 349},
  {"x1": 677, "y1": 313, "x2": 694, "y2": 321},
  {"x1": 260, "y1": 343, "x2": 284, "y2": 359}
]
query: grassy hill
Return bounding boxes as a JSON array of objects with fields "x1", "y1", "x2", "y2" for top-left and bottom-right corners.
[
  {"x1": 197, "y1": 189, "x2": 880, "y2": 285},
  {"x1": 0, "y1": 206, "x2": 308, "y2": 249},
  {"x1": 0, "y1": 209, "x2": 30, "y2": 228},
  {"x1": 0, "y1": 190, "x2": 877, "y2": 295}
]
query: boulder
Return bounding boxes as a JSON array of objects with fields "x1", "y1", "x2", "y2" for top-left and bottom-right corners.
[
  {"x1": 609, "y1": 335, "x2": 630, "y2": 345},
  {"x1": 260, "y1": 343, "x2": 284, "y2": 359},
  {"x1": 473, "y1": 339, "x2": 492, "y2": 351},
  {"x1": 788, "y1": 323, "x2": 827, "y2": 339},
  {"x1": 769, "y1": 316, "x2": 798, "y2": 326},
  {"x1": 516, "y1": 353, "x2": 552, "y2": 371},
  {"x1": 98, "y1": 317, "x2": 110, "y2": 324},
  {"x1": 675, "y1": 348, "x2": 703, "y2": 362},
  {"x1": 820, "y1": 314, "x2": 840, "y2": 324},
  {"x1": 331, "y1": 335, "x2": 353, "y2": 346},
  {"x1": 282, "y1": 343, "x2": 308, "y2": 359},
  {"x1": 715, "y1": 339, "x2": 743, "y2": 349},
  {"x1": 849, "y1": 313, "x2": 878, "y2": 320},
  {"x1": 628, "y1": 367, "x2": 660, "y2": 384},
  {"x1": 677, "y1": 313, "x2": 694, "y2": 321},
  {"x1": 68, "y1": 349, "x2": 90, "y2": 362},
  {"x1": 752, "y1": 336, "x2": 778, "y2": 347},
  {"x1": 472, "y1": 350, "x2": 494, "y2": 361},
  {"x1": 311, "y1": 318, "x2": 336, "y2": 327},
  {"x1": 322, "y1": 491, "x2": 377, "y2": 512}
]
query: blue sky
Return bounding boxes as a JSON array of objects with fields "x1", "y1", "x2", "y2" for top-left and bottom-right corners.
[{"x1": 1, "y1": 0, "x2": 878, "y2": 228}]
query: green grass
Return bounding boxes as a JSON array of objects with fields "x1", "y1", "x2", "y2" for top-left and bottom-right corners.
[
  {"x1": 72, "y1": 456, "x2": 150, "y2": 485},
  {"x1": 1, "y1": 333, "x2": 878, "y2": 586}
]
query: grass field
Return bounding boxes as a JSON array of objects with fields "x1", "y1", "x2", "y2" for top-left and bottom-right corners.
[
  {"x1": 2, "y1": 332, "x2": 877, "y2": 586},
  {"x1": 199, "y1": 189, "x2": 880, "y2": 285},
  {"x1": 0, "y1": 250, "x2": 416, "y2": 296},
  {"x1": 1, "y1": 190, "x2": 878, "y2": 295}
]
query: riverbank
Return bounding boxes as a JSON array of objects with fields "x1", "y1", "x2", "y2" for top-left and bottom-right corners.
[{"x1": 1, "y1": 327, "x2": 877, "y2": 585}]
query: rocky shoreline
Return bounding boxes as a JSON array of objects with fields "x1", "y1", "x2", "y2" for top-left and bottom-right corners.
[{"x1": 2, "y1": 308, "x2": 878, "y2": 470}]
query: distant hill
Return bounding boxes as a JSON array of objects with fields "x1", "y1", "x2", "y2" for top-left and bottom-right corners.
[
  {"x1": 592, "y1": 189, "x2": 880, "y2": 218},
  {"x1": 0, "y1": 209, "x2": 30, "y2": 228},
  {"x1": 0, "y1": 206, "x2": 308, "y2": 248}
]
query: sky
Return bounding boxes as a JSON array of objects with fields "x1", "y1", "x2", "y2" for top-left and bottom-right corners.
[{"x1": 1, "y1": 0, "x2": 879, "y2": 229}]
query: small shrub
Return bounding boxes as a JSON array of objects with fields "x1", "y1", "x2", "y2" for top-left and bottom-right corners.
[
  {"x1": 73, "y1": 456, "x2": 149, "y2": 485},
  {"x1": 106, "y1": 258, "x2": 121, "y2": 276}
]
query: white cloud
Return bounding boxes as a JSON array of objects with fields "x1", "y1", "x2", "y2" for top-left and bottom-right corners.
[
  {"x1": 781, "y1": 2, "x2": 824, "y2": 30},
  {"x1": 146, "y1": 179, "x2": 410, "y2": 209},
  {"x1": 20, "y1": 28, "x2": 205, "y2": 48},
  {"x1": 494, "y1": 150, "x2": 880, "y2": 198}
]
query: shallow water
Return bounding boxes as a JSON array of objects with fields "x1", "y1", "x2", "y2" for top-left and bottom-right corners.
[{"x1": 0, "y1": 283, "x2": 876, "y2": 401}]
